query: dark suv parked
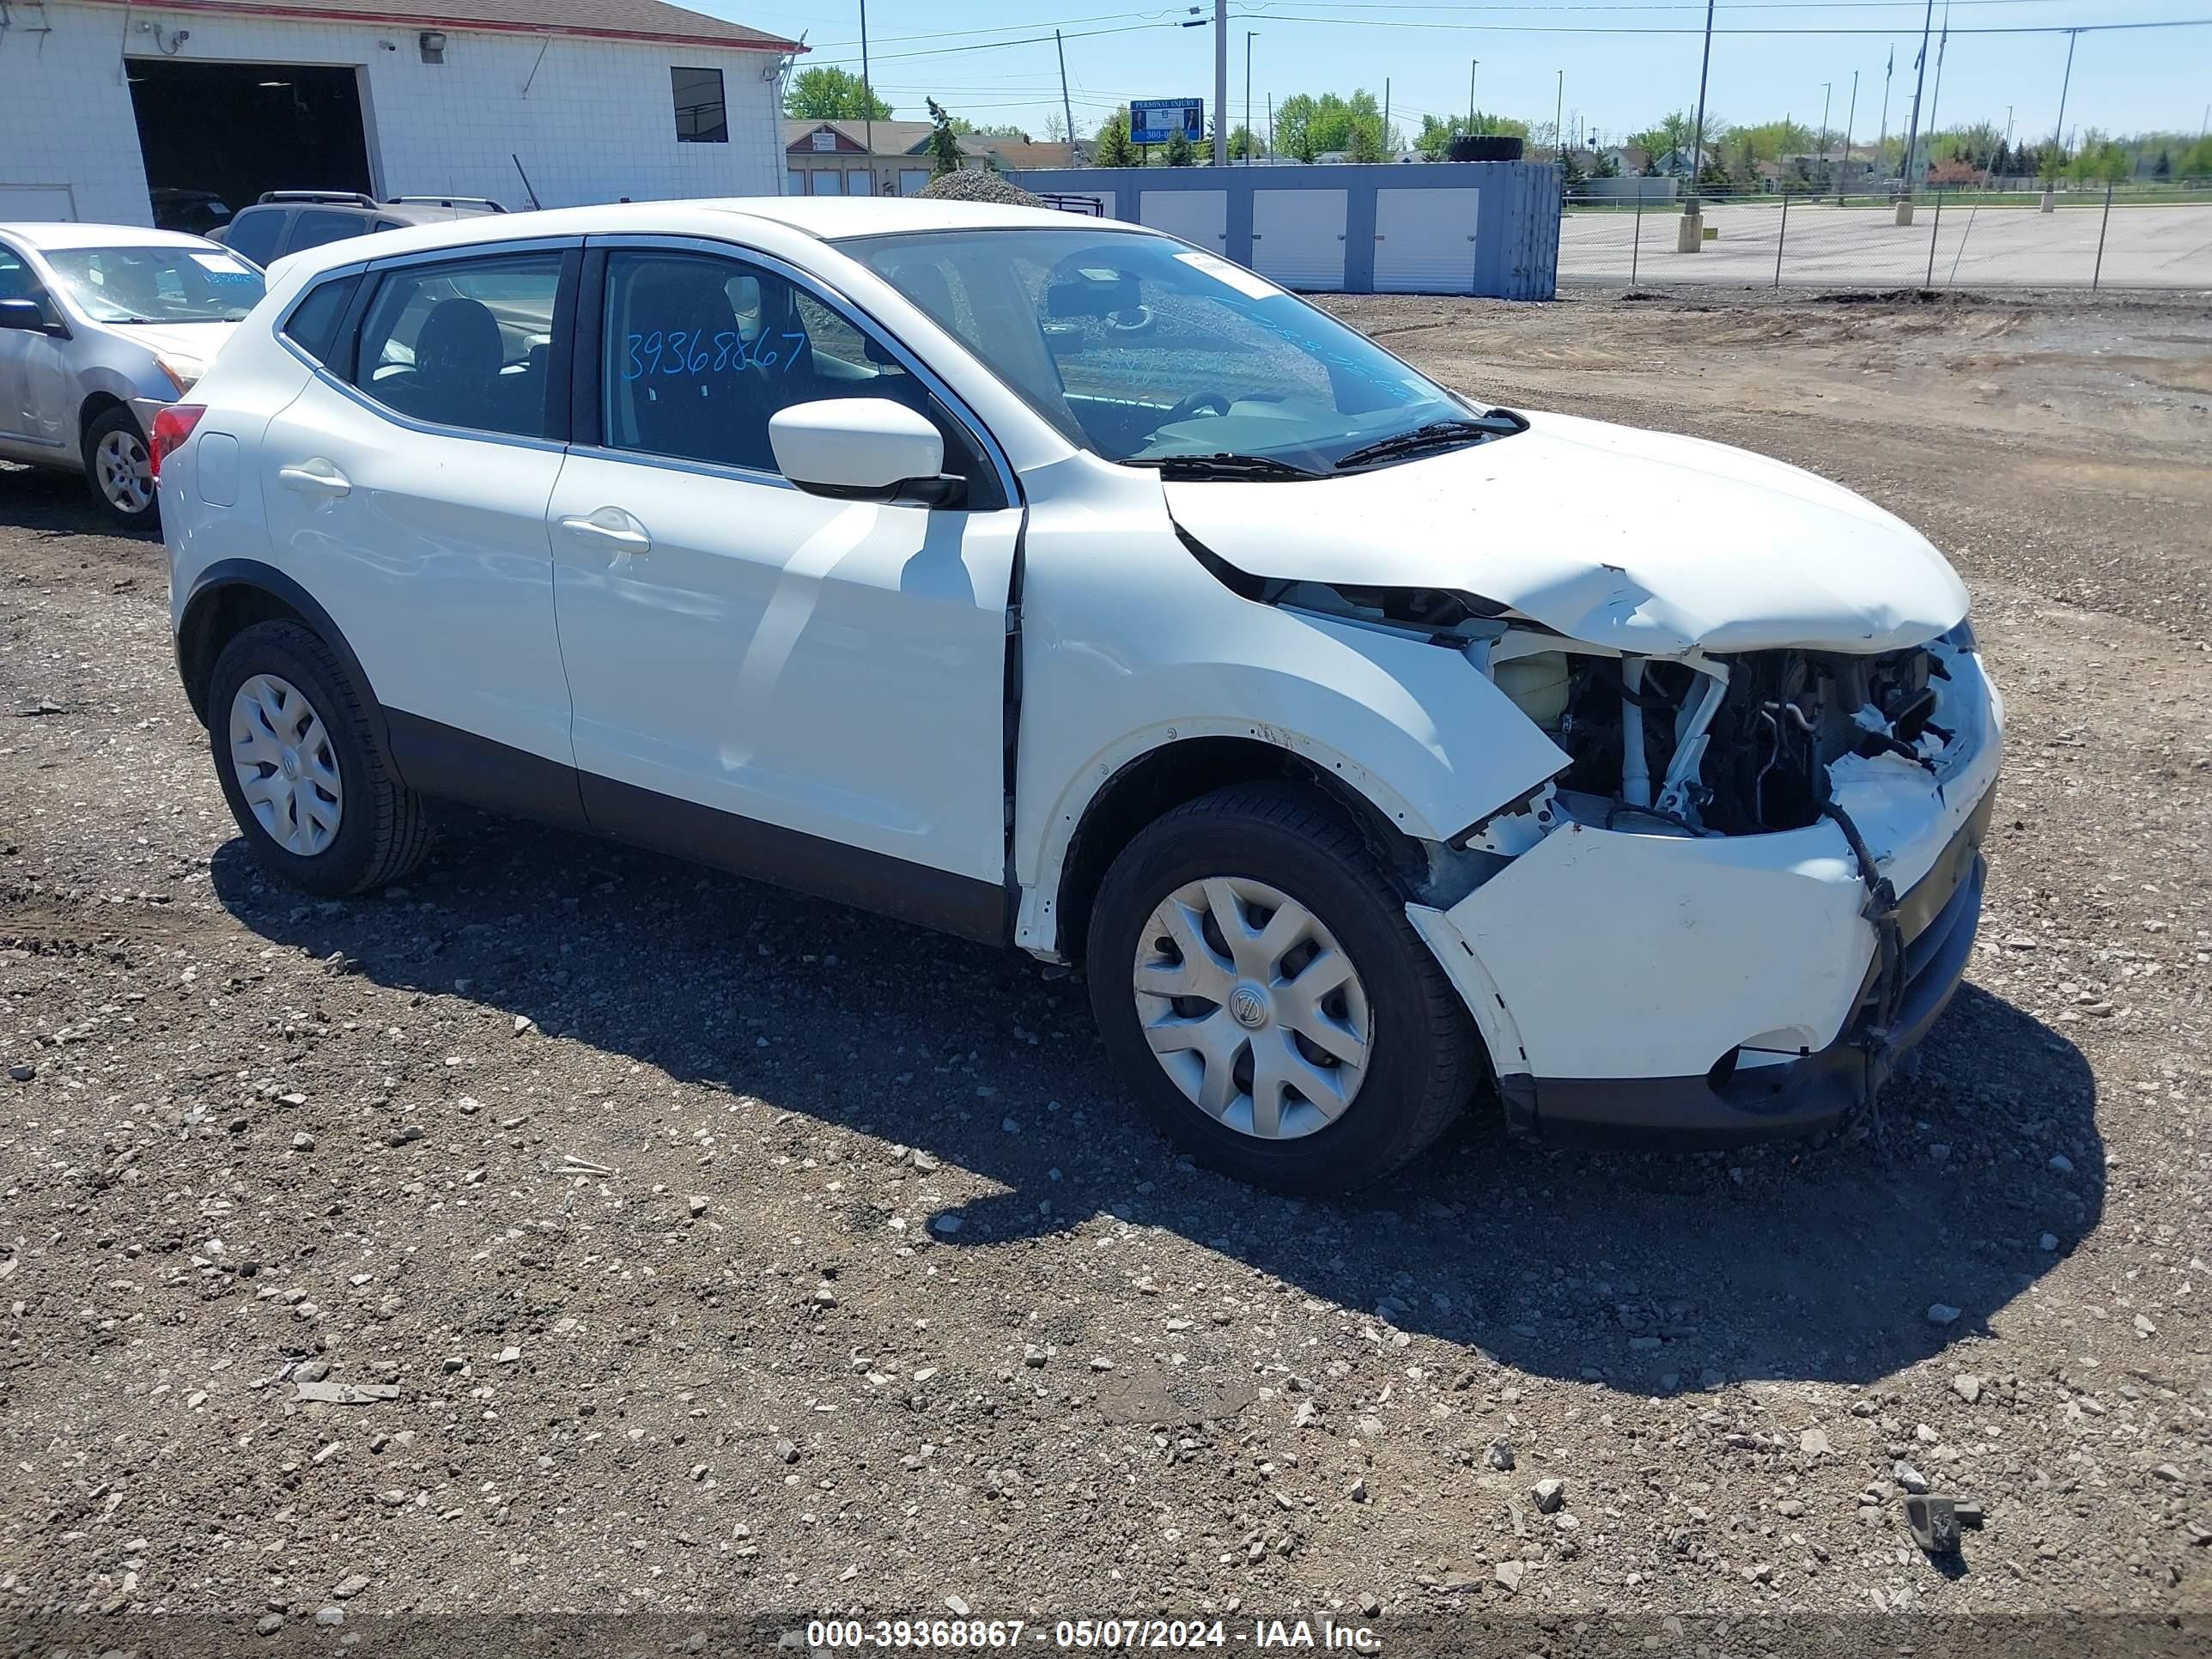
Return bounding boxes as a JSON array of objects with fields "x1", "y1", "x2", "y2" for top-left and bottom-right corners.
[{"x1": 212, "y1": 192, "x2": 507, "y2": 265}]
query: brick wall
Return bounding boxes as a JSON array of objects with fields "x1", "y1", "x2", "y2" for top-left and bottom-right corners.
[{"x1": 0, "y1": 1, "x2": 784, "y2": 226}]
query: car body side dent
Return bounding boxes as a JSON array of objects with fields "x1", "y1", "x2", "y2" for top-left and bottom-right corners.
[{"x1": 1011, "y1": 453, "x2": 1571, "y2": 957}]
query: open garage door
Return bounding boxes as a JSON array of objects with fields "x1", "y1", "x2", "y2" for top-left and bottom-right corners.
[{"x1": 127, "y1": 60, "x2": 372, "y2": 234}]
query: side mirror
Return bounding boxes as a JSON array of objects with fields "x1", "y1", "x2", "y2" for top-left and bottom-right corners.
[
  {"x1": 0, "y1": 298, "x2": 55, "y2": 335},
  {"x1": 768, "y1": 398, "x2": 957, "y2": 507}
]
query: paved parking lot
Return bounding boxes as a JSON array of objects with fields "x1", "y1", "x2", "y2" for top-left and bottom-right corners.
[
  {"x1": 1560, "y1": 199, "x2": 2212, "y2": 289},
  {"x1": 2, "y1": 287, "x2": 2209, "y2": 1637}
]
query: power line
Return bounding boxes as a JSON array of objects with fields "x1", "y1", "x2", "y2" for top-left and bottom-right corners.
[{"x1": 1227, "y1": 9, "x2": 2212, "y2": 34}]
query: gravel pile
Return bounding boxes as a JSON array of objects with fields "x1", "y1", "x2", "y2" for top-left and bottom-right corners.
[{"x1": 918, "y1": 167, "x2": 1044, "y2": 209}]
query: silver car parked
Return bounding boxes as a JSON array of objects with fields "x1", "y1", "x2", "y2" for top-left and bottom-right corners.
[{"x1": 0, "y1": 223, "x2": 264, "y2": 530}]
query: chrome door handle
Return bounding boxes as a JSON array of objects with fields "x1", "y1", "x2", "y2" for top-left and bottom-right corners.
[
  {"x1": 278, "y1": 459, "x2": 350, "y2": 498},
  {"x1": 558, "y1": 511, "x2": 653, "y2": 554}
]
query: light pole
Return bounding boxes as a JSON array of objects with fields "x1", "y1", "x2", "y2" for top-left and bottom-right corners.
[
  {"x1": 1244, "y1": 30, "x2": 1257, "y2": 163},
  {"x1": 1876, "y1": 44, "x2": 1893, "y2": 188},
  {"x1": 1838, "y1": 70, "x2": 1858, "y2": 204},
  {"x1": 1898, "y1": 0, "x2": 1934, "y2": 222},
  {"x1": 1212, "y1": 0, "x2": 1227, "y2": 166},
  {"x1": 1818, "y1": 81, "x2": 1832, "y2": 185},
  {"x1": 1684, "y1": 0, "x2": 1716, "y2": 240},
  {"x1": 1468, "y1": 59, "x2": 1478, "y2": 134},
  {"x1": 859, "y1": 0, "x2": 874, "y2": 185},
  {"x1": 2051, "y1": 28, "x2": 2079, "y2": 165},
  {"x1": 1554, "y1": 70, "x2": 1565, "y2": 161}
]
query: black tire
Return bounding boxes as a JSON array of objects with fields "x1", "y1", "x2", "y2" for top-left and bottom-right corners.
[
  {"x1": 82, "y1": 405, "x2": 160, "y2": 534},
  {"x1": 207, "y1": 620, "x2": 431, "y2": 896},
  {"x1": 1086, "y1": 783, "x2": 1479, "y2": 1194}
]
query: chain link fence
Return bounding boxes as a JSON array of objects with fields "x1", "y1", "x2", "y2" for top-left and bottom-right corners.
[{"x1": 1558, "y1": 179, "x2": 2212, "y2": 291}]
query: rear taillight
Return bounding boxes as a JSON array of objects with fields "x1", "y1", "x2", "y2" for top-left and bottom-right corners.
[{"x1": 149, "y1": 404, "x2": 205, "y2": 478}]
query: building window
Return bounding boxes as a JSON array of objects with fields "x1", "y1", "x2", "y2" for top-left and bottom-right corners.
[{"x1": 672, "y1": 67, "x2": 727, "y2": 143}]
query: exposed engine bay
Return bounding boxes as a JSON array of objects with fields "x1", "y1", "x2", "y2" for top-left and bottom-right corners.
[{"x1": 1260, "y1": 579, "x2": 1969, "y2": 842}]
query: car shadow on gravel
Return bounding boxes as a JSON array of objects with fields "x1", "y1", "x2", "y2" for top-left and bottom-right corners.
[
  {"x1": 211, "y1": 811, "x2": 2103, "y2": 1393},
  {"x1": 0, "y1": 461, "x2": 157, "y2": 543}
]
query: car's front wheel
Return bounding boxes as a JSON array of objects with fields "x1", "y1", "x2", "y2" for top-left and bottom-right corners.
[
  {"x1": 1086, "y1": 783, "x2": 1479, "y2": 1193},
  {"x1": 208, "y1": 620, "x2": 431, "y2": 896},
  {"x1": 83, "y1": 406, "x2": 158, "y2": 532}
]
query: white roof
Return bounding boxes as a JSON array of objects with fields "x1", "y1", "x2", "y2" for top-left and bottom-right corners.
[
  {"x1": 0, "y1": 222, "x2": 229, "y2": 252},
  {"x1": 264, "y1": 195, "x2": 1144, "y2": 282}
]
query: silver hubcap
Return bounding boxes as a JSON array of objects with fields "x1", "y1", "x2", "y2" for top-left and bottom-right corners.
[
  {"x1": 1133, "y1": 876, "x2": 1371, "y2": 1139},
  {"x1": 94, "y1": 428, "x2": 152, "y2": 514},
  {"x1": 228, "y1": 674, "x2": 343, "y2": 856}
]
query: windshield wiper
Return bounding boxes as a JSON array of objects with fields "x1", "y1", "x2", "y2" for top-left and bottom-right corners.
[
  {"x1": 1142, "y1": 452, "x2": 1322, "y2": 482},
  {"x1": 1333, "y1": 412, "x2": 1523, "y2": 471}
]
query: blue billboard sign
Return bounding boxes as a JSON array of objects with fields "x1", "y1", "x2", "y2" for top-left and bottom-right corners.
[{"x1": 1129, "y1": 97, "x2": 1205, "y2": 145}]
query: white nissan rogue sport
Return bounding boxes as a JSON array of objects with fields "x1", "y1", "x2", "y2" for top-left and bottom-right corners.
[{"x1": 160, "y1": 198, "x2": 2002, "y2": 1191}]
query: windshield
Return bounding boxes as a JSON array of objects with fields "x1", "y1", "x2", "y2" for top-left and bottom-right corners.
[
  {"x1": 41, "y1": 245, "x2": 264, "y2": 324},
  {"x1": 838, "y1": 227, "x2": 1480, "y2": 473}
]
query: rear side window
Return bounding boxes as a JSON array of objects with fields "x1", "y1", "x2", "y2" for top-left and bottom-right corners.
[
  {"x1": 282, "y1": 275, "x2": 360, "y2": 365},
  {"x1": 223, "y1": 208, "x2": 287, "y2": 266},
  {"x1": 351, "y1": 252, "x2": 564, "y2": 438},
  {"x1": 287, "y1": 210, "x2": 368, "y2": 254}
]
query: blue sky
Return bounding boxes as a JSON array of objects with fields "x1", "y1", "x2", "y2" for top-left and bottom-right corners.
[{"x1": 724, "y1": 0, "x2": 2210, "y2": 151}]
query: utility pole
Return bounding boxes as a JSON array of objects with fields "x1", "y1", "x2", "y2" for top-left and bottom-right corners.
[
  {"x1": 1267, "y1": 94, "x2": 1273, "y2": 162},
  {"x1": 1055, "y1": 28, "x2": 1076, "y2": 164},
  {"x1": 1838, "y1": 70, "x2": 1857, "y2": 204},
  {"x1": 1925, "y1": 2, "x2": 1952, "y2": 167},
  {"x1": 1686, "y1": 0, "x2": 1716, "y2": 224},
  {"x1": 1212, "y1": 0, "x2": 1228, "y2": 166},
  {"x1": 1817, "y1": 81, "x2": 1831, "y2": 194},
  {"x1": 1468, "y1": 59, "x2": 1478, "y2": 133},
  {"x1": 2051, "y1": 28, "x2": 2079, "y2": 164},
  {"x1": 1899, "y1": 0, "x2": 1934, "y2": 220},
  {"x1": 1554, "y1": 70, "x2": 1565, "y2": 160},
  {"x1": 860, "y1": 0, "x2": 873, "y2": 186},
  {"x1": 1383, "y1": 77, "x2": 1391, "y2": 161},
  {"x1": 1876, "y1": 45, "x2": 1893, "y2": 185},
  {"x1": 1245, "y1": 30, "x2": 1257, "y2": 163}
]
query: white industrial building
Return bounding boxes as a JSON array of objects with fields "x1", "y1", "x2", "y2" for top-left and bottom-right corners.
[{"x1": 0, "y1": 0, "x2": 797, "y2": 228}]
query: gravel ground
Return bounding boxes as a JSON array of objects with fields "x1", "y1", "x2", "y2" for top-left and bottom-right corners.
[{"x1": 1, "y1": 286, "x2": 2208, "y2": 1640}]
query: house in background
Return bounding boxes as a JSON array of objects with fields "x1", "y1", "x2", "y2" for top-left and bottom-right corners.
[
  {"x1": 783, "y1": 119, "x2": 1073, "y2": 197},
  {"x1": 0, "y1": 0, "x2": 798, "y2": 227}
]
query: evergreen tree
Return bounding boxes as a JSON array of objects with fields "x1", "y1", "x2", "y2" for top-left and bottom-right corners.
[{"x1": 925, "y1": 100, "x2": 964, "y2": 176}]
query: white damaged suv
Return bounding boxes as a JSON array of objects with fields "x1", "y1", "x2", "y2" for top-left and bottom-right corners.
[{"x1": 160, "y1": 199, "x2": 2001, "y2": 1191}]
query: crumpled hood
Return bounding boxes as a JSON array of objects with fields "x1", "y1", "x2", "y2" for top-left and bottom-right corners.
[{"x1": 1164, "y1": 409, "x2": 1970, "y2": 654}]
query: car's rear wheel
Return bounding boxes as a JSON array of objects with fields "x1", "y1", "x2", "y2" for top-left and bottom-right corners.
[
  {"x1": 83, "y1": 406, "x2": 157, "y2": 532},
  {"x1": 1086, "y1": 783, "x2": 1478, "y2": 1192},
  {"x1": 208, "y1": 620, "x2": 431, "y2": 896}
]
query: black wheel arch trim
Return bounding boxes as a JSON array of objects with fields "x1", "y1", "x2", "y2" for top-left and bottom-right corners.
[{"x1": 176, "y1": 560, "x2": 395, "y2": 775}]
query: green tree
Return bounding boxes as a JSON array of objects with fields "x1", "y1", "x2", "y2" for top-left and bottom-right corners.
[
  {"x1": 2065, "y1": 131, "x2": 2130, "y2": 184},
  {"x1": 1592, "y1": 149, "x2": 1621, "y2": 179},
  {"x1": 1228, "y1": 124, "x2": 1262, "y2": 161},
  {"x1": 784, "y1": 66, "x2": 890, "y2": 120},
  {"x1": 1626, "y1": 111, "x2": 1699, "y2": 170},
  {"x1": 1559, "y1": 147, "x2": 1586, "y2": 199},
  {"x1": 1414, "y1": 111, "x2": 1529, "y2": 160},
  {"x1": 924, "y1": 99, "x2": 964, "y2": 175},
  {"x1": 1164, "y1": 127, "x2": 1194, "y2": 167},
  {"x1": 1273, "y1": 88, "x2": 1396, "y2": 162},
  {"x1": 1093, "y1": 106, "x2": 1139, "y2": 168},
  {"x1": 2181, "y1": 135, "x2": 2212, "y2": 175}
]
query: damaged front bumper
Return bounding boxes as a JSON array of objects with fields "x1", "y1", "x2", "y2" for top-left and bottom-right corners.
[{"x1": 1407, "y1": 643, "x2": 2003, "y2": 1146}]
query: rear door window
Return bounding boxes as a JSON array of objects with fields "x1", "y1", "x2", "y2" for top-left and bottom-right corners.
[
  {"x1": 282, "y1": 275, "x2": 361, "y2": 366},
  {"x1": 286, "y1": 210, "x2": 368, "y2": 254},
  {"x1": 222, "y1": 208, "x2": 288, "y2": 266},
  {"x1": 350, "y1": 252, "x2": 567, "y2": 438}
]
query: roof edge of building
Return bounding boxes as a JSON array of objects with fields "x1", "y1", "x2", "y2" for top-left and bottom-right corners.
[{"x1": 71, "y1": 0, "x2": 805, "y2": 54}]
